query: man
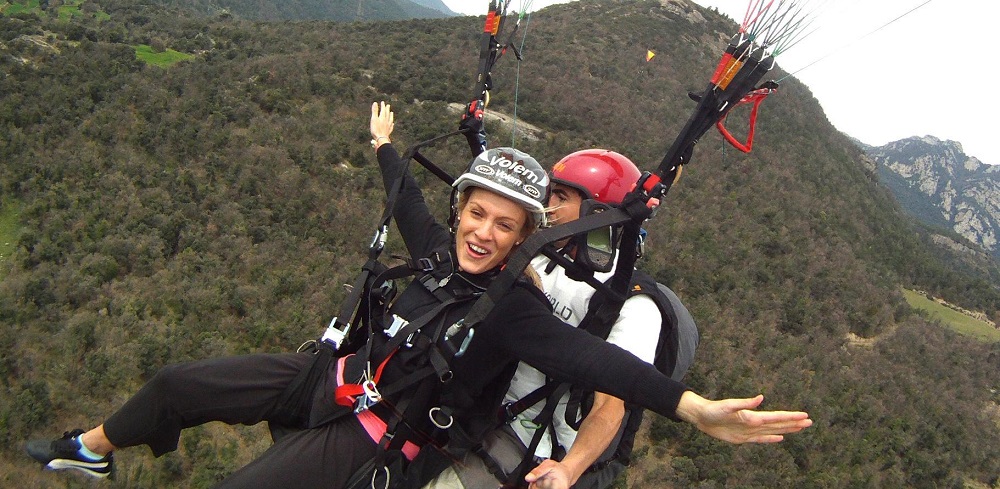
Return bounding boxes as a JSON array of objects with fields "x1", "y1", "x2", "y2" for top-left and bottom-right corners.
[{"x1": 425, "y1": 149, "x2": 696, "y2": 489}]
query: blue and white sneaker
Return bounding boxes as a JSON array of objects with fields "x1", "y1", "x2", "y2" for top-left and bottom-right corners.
[{"x1": 25, "y1": 429, "x2": 113, "y2": 479}]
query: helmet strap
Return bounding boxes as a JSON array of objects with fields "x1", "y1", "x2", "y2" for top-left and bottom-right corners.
[
  {"x1": 571, "y1": 200, "x2": 620, "y2": 273},
  {"x1": 448, "y1": 187, "x2": 462, "y2": 232}
]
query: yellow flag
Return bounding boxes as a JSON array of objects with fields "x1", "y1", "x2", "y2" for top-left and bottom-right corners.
[{"x1": 646, "y1": 50, "x2": 655, "y2": 62}]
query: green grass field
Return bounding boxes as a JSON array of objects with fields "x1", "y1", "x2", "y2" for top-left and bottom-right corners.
[
  {"x1": 135, "y1": 44, "x2": 194, "y2": 67},
  {"x1": 58, "y1": 0, "x2": 84, "y2": 21},
  {"x1": 2, "y1": 0, "x2": 111, "y2": 21},
  {"x1": 903, "y1": 288, "x2": 1000, "y2": 342},
  {"x1": 1, "y1": 0, "x2": 40, "y2": 15}
]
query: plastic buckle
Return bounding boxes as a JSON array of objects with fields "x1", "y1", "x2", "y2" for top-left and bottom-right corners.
[
  {"x1": 320, "y1": 318, "x2": 347, "y2": 350},
  {"x1": 417, "y1": 257, "x2": 435, "y2": 272},
  {"x1": 370, "y1": 225, "x2": 388, "y2": 253},
  {"x1": 418, "y1": 273, "x2": 441, "y2": 293},
  {"x1": 384, "y1": 314, "x2": 409, "y2": 338}
]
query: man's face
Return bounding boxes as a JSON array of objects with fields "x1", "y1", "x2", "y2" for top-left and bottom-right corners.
[
  {"x1": 548, "y1": 183, "x2": 584, "y2": 225},
  {"x1": 548, "y1": 182, "x2": 584, "y2": 248}
]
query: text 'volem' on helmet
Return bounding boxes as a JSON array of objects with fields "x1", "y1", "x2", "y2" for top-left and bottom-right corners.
[{"x1": 452, "y1": 147, "x2": 550, "y2": 230}]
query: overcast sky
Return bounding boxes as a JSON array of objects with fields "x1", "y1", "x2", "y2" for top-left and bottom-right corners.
[{"x1": 440, "y1": 0, "x2": 999, "y2": 165}]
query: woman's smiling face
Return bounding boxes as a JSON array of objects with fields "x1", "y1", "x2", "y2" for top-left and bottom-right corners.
[{"x1": 454, "y1": 187, "x2": 530, "y2": 275}]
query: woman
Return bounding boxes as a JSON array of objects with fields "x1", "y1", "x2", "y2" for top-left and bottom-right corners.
[{"x1": 25, "y1": 102, "x2": 811, "y2": 488}]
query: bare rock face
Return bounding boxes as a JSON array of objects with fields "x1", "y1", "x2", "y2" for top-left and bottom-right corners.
[{"x1": 868, "y1": 136, "x2": 1000, "y2": 256}]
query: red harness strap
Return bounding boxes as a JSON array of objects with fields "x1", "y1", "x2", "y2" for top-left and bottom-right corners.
[{"x1": 334, "y1": 350, "x2": 398, "y2": 407}]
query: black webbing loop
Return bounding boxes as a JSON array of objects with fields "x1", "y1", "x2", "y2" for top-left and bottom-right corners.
[
  {"x1": 413, "y1": 149, "x2": 457, "y2": 187},
  {"x1": 499, "y1": 380, "x2": 559, "y2": 425},
  {"x1": 503, "y1": 383, "x2": 572, "y2": 488}
]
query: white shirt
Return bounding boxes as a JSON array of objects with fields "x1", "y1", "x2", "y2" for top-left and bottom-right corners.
[{"x1": 505, "y1": 255, "x2": 661, "y2": 457}]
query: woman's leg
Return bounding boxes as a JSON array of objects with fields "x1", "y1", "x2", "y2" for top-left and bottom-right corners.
[
  {"x1": 215, "y1": 416, "x2": 379, "y2": 489},
  {"x1": 103, "y1": 352, "x2": 312, "y2": 456}
]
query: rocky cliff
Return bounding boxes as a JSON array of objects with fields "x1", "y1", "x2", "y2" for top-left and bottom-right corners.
[{"x1": 868, "y1": 136, "x2": 1000, "y2": 257}]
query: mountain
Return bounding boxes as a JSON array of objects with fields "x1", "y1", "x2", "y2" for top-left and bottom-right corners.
[
  {"x1": 408, "y1": 0, "x2": 457, "y2": 16},
  {"x1": 868, "y1": 136, "x2": 1000, "y2": 257},
  {"x1": 2, "y1": 0, "x2": 999, "y2": 487},
  {"x1": 142, "y1": 0, "x2": 456, "y2": 21}
]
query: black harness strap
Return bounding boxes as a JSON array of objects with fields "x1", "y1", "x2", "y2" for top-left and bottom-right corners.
[
  {"x1": 486, "y1": 205, "x2": 648, "y2": 479},
  {"x1": 413, "y1": 150, "x2": 457, "y2": 186},
  {"x1": 502, "y1": 383, "x2": 572, "y2": 488},
  {"x1": 498, "y1": 381, "x2": 558, "y2": 425},
  {"x1": 326, "y1": 129, "x2": 465, "y2": 351},
  {"x1": 462, "y1": 196, "x2": 652, "y2": 332}
]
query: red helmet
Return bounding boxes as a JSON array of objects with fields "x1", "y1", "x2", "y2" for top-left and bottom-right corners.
[{"x1": 550, "y1": 149, "x2": 641, "y2": 205}]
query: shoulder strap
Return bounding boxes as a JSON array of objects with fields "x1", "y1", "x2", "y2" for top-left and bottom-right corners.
[{"x1": 624, "y1": 270, "x2": 679, "y2": 378}]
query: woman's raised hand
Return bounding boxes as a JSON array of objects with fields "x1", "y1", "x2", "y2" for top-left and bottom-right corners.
[{"x1": 370, "y1": 101, "x2": 395, "y2": 149}]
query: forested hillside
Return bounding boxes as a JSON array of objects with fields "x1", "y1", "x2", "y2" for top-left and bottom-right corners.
[{"x1": 2, "y1": 0, "x2": 999, "y2": 487}]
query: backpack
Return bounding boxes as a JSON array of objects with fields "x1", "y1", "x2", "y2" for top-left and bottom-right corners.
[{"x1": 572, "y1": 269, "x2": 699, "y2": 466}]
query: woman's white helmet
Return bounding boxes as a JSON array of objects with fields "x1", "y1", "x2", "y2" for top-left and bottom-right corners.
[{"x1": 452, "y1": 147, "x2": 549, "y2": 229}]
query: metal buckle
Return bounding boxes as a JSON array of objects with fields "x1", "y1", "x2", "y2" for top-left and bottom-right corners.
[
  {"x1": 362, "y1": 380, "x2": 382, "y2": 402},
  {"x1": 428, "y1": 407, "x2": 454, "y2": 429},
  {"x1": 371, "y1": 465, "x2": 390, "y2": 489}
]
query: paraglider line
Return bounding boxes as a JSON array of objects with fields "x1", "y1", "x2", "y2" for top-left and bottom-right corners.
[
  {"x1": 778, "y1": 0, "x2": 933, "y2": 81},
  {"x1": 510, "y1": 7, "x2": 532, "y2": 147}
]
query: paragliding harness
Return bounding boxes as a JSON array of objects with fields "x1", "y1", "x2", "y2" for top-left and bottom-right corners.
[
  {"x1": 269, "y1": 134, "x2": 502, "y2": 489},
  {"x1": 457, "y1": 9, "x2": 798, "y2": 487},
  {"x1": 471, "y1": 236, "x2": 700, "y2": 487},
  {"x1": 573, "y1": 270, "x2": 699, "y2": 470},
  {"x1": 266, "y1": 6, "x2": 540, "y2": 486},
  {"x1": 331, "y1": 254, "x2": 490, "y2": 489},
  {"x1": 271, "y1": 1, "x2": 790, "y2": 486},
  {"x1": 306, "y1": 166, "x2": 663, "y2": 489}
]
